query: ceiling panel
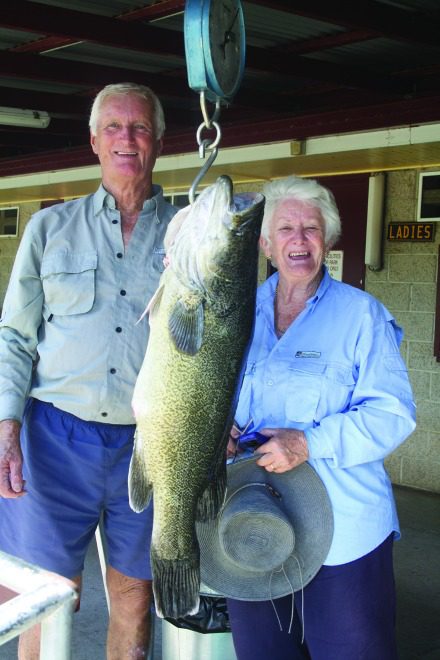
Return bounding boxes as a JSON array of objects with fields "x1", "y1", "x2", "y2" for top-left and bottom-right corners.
[{"x1": 0, "y1": 0, "x2": 438, "y2": 177}]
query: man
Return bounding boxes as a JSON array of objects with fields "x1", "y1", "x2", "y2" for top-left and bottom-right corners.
[{"x1": 0, "y1": 82, "x2": 178, "y2": 659}]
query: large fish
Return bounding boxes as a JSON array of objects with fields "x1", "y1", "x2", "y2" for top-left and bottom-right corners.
[{"x1": 129, "y1": 175, "x2": 265, "y2": 619}]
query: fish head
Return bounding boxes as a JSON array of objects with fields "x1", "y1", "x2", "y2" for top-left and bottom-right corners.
[{"x1": 166, "y1": 175, "x2": 265, "y2": 291}]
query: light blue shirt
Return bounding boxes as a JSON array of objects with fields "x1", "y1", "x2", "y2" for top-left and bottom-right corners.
[
  {"x1": 234, "y1": 267, "x2": 416, "y2": 565},
  {"x1": 0, "y1": 184, "x2": 177, "y2": 425}
]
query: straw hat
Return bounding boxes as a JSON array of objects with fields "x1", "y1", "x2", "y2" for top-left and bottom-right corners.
[{"x1": 197, "y1": 457, "x2": 333, "y2": 600}]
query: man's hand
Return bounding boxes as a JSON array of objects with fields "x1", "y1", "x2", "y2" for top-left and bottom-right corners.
[
  {"x1": 254, "y1": 428, "x2": 309, "y2": 473},
  {"x1": 0, "y1": 419, "x2": 26, "y2": 498}
]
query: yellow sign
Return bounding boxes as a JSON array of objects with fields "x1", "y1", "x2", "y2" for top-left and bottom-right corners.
[{"x1": 387, "y1": 222, "x2": 435, "y2": 241}]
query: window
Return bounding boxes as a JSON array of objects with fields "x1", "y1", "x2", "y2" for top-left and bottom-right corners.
[
  {"x1": 417, "y1": 172, "x2": 440, "y2": 221},
  {"x1": 0, "y1": 207, "x2": 19, "y2": 237}
]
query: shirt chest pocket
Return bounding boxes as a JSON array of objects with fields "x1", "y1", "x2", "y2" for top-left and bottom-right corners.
[
  {"x1": 41, "y1": 251, "x2": 97, "y2": 317},
  {"x1": 285, "y1": 363, "x2": 355, "y2": 425},
  {"x1": 152, "y1": 246, "x2": 166, "y2": 275},
  {"x1": 285, "y1": 365, "x2": 324, "y2": 425}
]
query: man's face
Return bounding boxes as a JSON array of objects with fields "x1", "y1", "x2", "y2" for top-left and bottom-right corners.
[{"x1": 90, "y1": 94, "x2": 163, "y2": 188}]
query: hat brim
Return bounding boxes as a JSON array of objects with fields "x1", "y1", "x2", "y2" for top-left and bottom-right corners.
[{"x1": 196, "y1": 457, "x2": 333, "y2": 601}]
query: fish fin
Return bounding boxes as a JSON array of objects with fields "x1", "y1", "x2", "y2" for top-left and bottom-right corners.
[
  {"x1": 169, "y1": 299, "x2": 204, "y2": 355},
  {"x1": 128, "y1": 430, "x2": 153, "y2": 513},
  {"x1": 196, "y1": 461, "x2": 227, "y2": 522},
  {"x1": 151, "y1": 550, "x2": 200, "y2": 619},
  {"x1": 148, "y1": 284, "x2": 165, "y2": 319},
  {"x1": 135, "y1": 284, "x2": 165, "y2": 325}
]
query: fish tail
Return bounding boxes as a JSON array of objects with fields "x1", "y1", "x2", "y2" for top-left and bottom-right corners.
[
  {"x1": 151, "y1": 550, "x2": 200, "y2": 619},
  {"x1": 196, "y1": 460, "x2": 227, "y2": 522},
  {"x1": 128, "y1": 429, "x2": 152, "y2": 513}
]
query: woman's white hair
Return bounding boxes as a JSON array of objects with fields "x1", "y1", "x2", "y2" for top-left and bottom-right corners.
[
  {"x1": 261, "y1": 175, "x2": 341, "y2": 249},
  {"x1": 89, "y1": 82, "x2": 166, "y2": 139}
]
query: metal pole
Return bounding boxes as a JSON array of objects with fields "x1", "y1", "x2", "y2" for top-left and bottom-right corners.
[
  {"x1": 0, "y1": 550, "x2": 78, "y2": 657},
  {"x1": 40, "y1": 596, "x2": 76, "y2": 660}
]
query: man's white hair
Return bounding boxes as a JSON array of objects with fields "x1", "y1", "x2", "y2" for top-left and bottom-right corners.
[
  {"x1": 261, "y1": 175, "x2": 341, "y2": 249},
  {"x1": 89, "y1": 82, "x2": 165, "y2": 139}
]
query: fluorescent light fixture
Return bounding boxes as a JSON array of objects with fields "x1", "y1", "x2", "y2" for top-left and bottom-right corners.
[{"x1": 0, "y1": 106, "x2": 51, "y2": 129}]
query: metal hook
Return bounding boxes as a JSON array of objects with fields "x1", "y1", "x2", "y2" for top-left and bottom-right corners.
[
  {"x1": 189, "y1": 146, "x2": 219, "y2": 204},
  {"x1": 188, "y1": 118, "x2": 222, "y2": 204}
]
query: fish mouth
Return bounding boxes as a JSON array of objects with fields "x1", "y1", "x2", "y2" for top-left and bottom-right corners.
[{"x1": 231, "y1": 191, "x2": 265, "y2": 235}]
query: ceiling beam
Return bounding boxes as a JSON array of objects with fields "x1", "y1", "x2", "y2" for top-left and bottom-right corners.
[
  {"x1": 0, "y1": 51, "x2": 191, "y2": 100},
  {"x1": 118, "y1": 0, "x2": 185, "y2": 21},
  {"x1": 10, "y1": 0, "x2": 185, "y2": 55},
  {"x1": 0, "y1": 87, "x2": 91, "y2": 114},
  {"x1": 245, "y1": 45, "x2": 410, "y2": 94},
  {"x1": 1, "y1": 1, "x2": 185, "y2": 57},
  {"x1": 275, "y1": 29, "x2": 377, "y2": 55},
  {"x1": 0, "y1": 130, "x2": 85, "y2": 149}
]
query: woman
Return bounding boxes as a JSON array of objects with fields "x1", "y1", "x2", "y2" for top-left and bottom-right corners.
[{"x1": 225, "y1": 175, "x2": 416, "y2": 660}]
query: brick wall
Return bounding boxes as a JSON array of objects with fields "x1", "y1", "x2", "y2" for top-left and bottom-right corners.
[{"x1": 366, "y1": 170, "x2": 440, "y2": 493}]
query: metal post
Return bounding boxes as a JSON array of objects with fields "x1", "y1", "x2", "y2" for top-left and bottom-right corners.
[{"x1": 0, "y1": 551, "x2": 78, "y2": 658}]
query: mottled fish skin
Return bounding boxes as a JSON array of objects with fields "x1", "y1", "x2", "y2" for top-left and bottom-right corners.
[{"x1": 129, "y1": 175, "x2": 265, "y2": 619}]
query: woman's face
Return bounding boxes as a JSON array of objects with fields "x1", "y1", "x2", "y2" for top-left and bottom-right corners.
[{"x1": 261, "y1": 198, "x2": 327, "y2": 285}]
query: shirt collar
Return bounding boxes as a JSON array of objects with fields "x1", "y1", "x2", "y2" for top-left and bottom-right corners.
[
  {"x1": 93, "y1": 183, "x2": 165, "y2": 218},
  {"x1": 309, "y1": 265, "x2": 331, "y2": 309},
  {"x1": 259, "y1": 265, "x2": 332, "y2": 311}
]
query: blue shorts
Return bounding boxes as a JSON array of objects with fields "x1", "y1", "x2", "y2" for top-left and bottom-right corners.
[{"x1": 0, "y1": 399, "x2": 153, "y2": 580}]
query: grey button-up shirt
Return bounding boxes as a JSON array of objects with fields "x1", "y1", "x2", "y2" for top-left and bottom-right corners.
[{"x1": 0, "y1": 184, "x2": 177, "y2": 424}]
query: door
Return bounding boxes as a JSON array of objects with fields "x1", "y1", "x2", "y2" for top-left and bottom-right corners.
[{"x1": 318, "y1": 174, "x2": 369, "y2": 289}]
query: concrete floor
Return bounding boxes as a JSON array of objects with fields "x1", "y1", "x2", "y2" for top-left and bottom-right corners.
[{"x1": 1, "y1": 484, "x2": 439, "y2": 659}]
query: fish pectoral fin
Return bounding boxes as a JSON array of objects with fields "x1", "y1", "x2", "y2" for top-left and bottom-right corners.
[
  {"x1": 169, "y1": 298, "x2": 204, "y2": 356},
  {"x1": 128, "y1": 430, "x2": 152, "y2": 513}
]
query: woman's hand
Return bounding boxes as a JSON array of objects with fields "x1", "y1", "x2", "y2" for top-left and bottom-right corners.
[{"x1": 254, "y1": 428, "x2": 309, "y2": 473}]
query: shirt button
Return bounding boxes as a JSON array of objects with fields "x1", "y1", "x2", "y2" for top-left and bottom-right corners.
[
  {"x1": 120, "y1": 290, "x2": 126, "y2": 296},
  {"x1": 116, "y1": 252, "x2": 123, "y2": 259},
  {"x1": 110, "y1": 368, "x2": 116, "y2": 374},
  {"x1": 115, "y1": 327, "x2": 122, "y2": 333},
  {"x1": 112, "y1": 219, "x2": 118, "y2": 224},
  {"x1": 101, "y1": 412, "x2": 108, "y2": 417},
  {"x1": 267, "y1": 380, "x2": 274, "y2": 386}
]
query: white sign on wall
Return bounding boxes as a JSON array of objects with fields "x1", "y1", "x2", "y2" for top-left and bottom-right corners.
[{"x1": 325, "y1": 250, "x2": 344, "y2": 281}]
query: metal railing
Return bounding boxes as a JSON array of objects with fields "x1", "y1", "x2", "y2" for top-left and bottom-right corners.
[{"x1": 0, "y1": 550, "x2": 78, "y2": 660}]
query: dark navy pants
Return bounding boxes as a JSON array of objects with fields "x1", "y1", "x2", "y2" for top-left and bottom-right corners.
[{"x1": 227, "y1": 534, "x2": 397, "y2": 660}]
